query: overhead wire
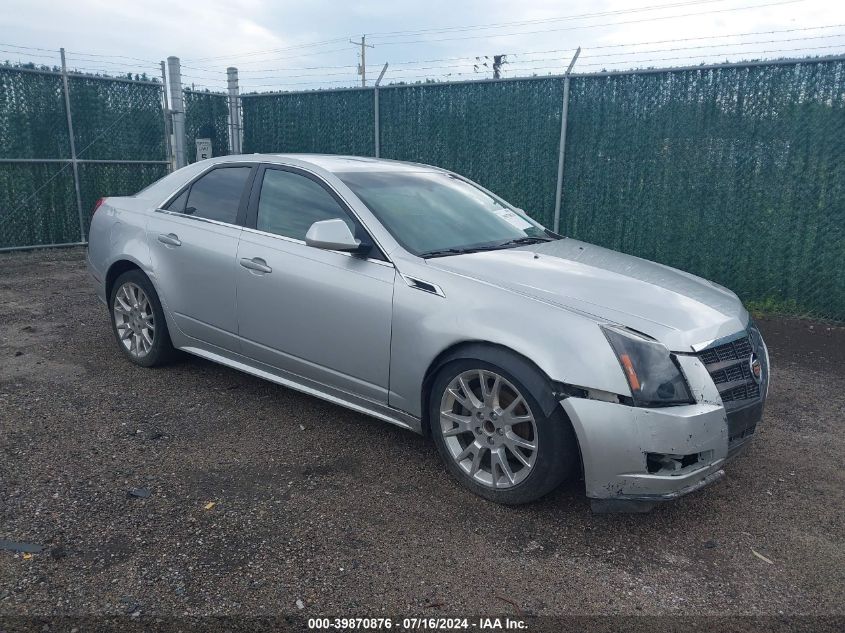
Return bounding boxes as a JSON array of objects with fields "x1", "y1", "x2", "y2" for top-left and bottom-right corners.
[
  {"x1": 370, "y1": 0, "x2": 803, "y2": 46},
  {"x1": 176, "y1": 25, "x2": 844, "y2": 80},
  {"x1": 366, "y1": 0, "x2": 730, "y2": 38},
  {"x1": 181, "y1": 0, "x2": 797, "y2": 65}
]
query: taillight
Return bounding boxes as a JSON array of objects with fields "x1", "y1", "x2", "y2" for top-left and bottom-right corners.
[{"x1": 92, "y1": 197, "x2": 106, "y2": 216}]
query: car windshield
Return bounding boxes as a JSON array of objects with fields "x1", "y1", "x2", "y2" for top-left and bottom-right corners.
[{"x1": 337, "y1": 171, "x2": 552, "y2": 257}]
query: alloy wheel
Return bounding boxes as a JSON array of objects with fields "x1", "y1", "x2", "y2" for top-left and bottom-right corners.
[
  {"x1": 113, "y1": 282, "x2": 155, "y2": 358},
  {"x1": 439, "y1": 369, "x2": 538, "y2": 489}
]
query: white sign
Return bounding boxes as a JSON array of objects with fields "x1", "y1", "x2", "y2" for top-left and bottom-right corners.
[
  {"x1": 195, "y1": 138, "x2": 212, "y2": 162},
  {"x1": 492, "y1": 208, "x2": 533, "y2": 230}
]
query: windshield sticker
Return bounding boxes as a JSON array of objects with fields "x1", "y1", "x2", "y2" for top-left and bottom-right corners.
[{"x1": 492, "y1": 208, "x2": 533, "y2": 230}]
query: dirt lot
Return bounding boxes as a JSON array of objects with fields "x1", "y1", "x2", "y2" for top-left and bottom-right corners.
[{"x1": 1, "y1": 247, "x2": 843, "y2": 627}]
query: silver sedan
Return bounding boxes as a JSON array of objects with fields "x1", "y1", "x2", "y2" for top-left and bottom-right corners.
[{"x1": 87, "y1": 154, "x2": 769, "y2": 511}]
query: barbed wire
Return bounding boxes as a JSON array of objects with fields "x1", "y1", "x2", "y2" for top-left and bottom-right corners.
[
  {"x1": 188, "y1": 38, "x2": 845, "y2": 88},
  {"x1": 174, "y1": 24, "x2": 845, "y2": 78}
]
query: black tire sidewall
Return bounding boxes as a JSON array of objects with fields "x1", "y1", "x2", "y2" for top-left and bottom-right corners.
[
  {"x1": 429, "y1": 359, "x2": 576, "y2": 505},
  {"x1": 109, "y1": 270, "x2": 173, "y2": 367}
]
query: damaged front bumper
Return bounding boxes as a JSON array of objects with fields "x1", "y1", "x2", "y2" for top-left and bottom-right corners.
[
  {"x1": 561, "y1": 396, "x2": 732, "y2": 512},
  {"x1": 561, "y1": 352, "x2": 765, "y2": 513}
]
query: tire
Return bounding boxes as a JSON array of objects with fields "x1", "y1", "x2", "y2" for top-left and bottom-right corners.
[
  {"x1": 430, "y1": 359, "x2": 577, "y2": 505},
  {"x1": 109, "y1": 270, "x2": 175, "y2": 367}
]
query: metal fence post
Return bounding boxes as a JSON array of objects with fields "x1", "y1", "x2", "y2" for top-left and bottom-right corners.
[
  {"x1": 167, "y1": 56, "x2": 187, "y2": 168},
  {"x1": 160, "y1": 61, "x2": 174, "y2": 171},
  {"x1": 227, "y1": 67, "x2": 241, "y2": 154},
  {"x1": 60, "y1": 48, "x2": 86, "y2": 241},
  {"x1": 553, "y1": 48, "x2": 581, "y2": 234},
  {"x1": 374, "y1": 63, "x2": 389, "y2": 158}
]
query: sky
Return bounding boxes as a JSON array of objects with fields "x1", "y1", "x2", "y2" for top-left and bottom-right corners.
[{"x1": 1, "y1": 0, "x2": 844, "y2": 92}]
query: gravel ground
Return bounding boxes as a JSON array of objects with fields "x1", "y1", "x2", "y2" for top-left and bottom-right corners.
[{"x1": 1, "y1": 247, "x2": 843, "y2": 626}]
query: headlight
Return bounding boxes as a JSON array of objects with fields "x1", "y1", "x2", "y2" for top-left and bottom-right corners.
[{"x1": 601, "y1": 325, "x2": 694, "y2": 407}]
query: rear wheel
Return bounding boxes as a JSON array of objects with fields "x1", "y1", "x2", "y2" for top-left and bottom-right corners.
[
  {"x1": 430, "y1": 360, "x2": 577, "y2": 504},
  {"x1": 109, "y1": 270, "x2": 175, "y2": 367}
]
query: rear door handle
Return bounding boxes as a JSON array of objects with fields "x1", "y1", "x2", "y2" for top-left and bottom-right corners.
[
  {"x1": 240, "y1": 257, "x2": 272, "y2": 274},
  {"x1": 157, "y1": 233, "x2": 181, "y2": 247}
]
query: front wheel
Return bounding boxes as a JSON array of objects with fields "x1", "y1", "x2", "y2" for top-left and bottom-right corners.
[
  {"x1": 109, "y1": 270, "x2": 175, "y2": 367},
  {"x1": 430, "y1": 360, "x2": 577, "y2": 505}
]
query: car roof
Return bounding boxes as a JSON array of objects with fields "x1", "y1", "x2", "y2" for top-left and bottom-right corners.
[{"x1": 227, "y1": 153, "x2": 445, "y2": 174}]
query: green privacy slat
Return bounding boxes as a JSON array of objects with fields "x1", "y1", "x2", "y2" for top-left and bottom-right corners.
[
  {"x1": 378, "y1": 79, "x2": 563, "y2": 228},
  {"x1": 3, "y1": 59, "x2": 843, "y2": 319},
  {"x1": 238, "y1": 61, "x2": 845, "y2": 320},
  {"x1": 560, "y1": 61, "x2": 845, "y2": 321},
  {"x1": 77, "y1": 162, "x2": 168, "y2": 237},
  {"x1": 67, "y1": 76, "x2": 165, "y2": 161},
  {"x1": 0, "y1": 69, "x2": 168, "y2": 248},
  {"x1": 0, "y1": 162, "x2": 78, "y2": 247},
  {"x1": 0, "y1": 68, "x2": 70, "y2": 159},
  {"x1": 184, "y1": 91, "x2": 230, "y2": 162},
  {"x1": 242, "y1": 89, "x2": 374, "y2": 156}
]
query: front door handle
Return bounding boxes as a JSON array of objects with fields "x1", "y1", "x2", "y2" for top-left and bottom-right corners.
[
  {"x1": 240, "y1": 257, "x2": 272, "y2": 274},
  {"x1": 157, "y1": 233, "x2": 181, "y2": 247}
]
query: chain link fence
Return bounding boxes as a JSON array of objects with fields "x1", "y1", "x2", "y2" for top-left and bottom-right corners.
[
  {"x1": 243, "y1": 88, "x2": 374, "y2": 155},
  {"x1": 184, "y1": 89, "x2": 230, "y2": 164},
  {"x1": 0, "y1": 61, "x2": 169, "y2": 249},
  {"x1": 2, "y1": 53, "x2": 843, "y2": 320},
  {"x1": 239, "y1": 57, "x2": 845, "y2": 320},
  {"x1": 562, "y1": 60, "x2": 845, "y2": 321}
]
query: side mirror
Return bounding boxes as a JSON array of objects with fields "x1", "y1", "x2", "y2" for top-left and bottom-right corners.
[{"x1": 305, "y1": 218, "x2": 363, "y2": 252}]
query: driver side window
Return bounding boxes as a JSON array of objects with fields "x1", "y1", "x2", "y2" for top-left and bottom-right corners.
[{"x1": 256, "y1": 169, "x2": 354, "y2": 241}]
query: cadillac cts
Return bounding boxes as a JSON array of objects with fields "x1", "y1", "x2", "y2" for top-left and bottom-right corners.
[{"x1": 87, "y1": 154, "x2": 769, "y2": 512}]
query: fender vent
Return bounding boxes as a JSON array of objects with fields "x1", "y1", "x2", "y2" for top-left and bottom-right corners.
[{"x1": 401, "y1": 274, "x2": 445, "y2": 297}]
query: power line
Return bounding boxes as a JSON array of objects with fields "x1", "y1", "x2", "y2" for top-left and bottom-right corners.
[
  {"x1": 385, "y1": 45, "x2": 845, "y2": 80},
  {"x1": 582, "y1": 23, "x2": 845, "y2": 51},
  {"x1": 371, "y1": 0, "x2": 804, "y2": 46},
  {"x1": 509, "y1": 33, "x2": 845, "y2": 64},
  {"x1": 0, "y1": 42, "x2": 57, "y2": 53},
  {"x1": 182, "y1": 45, "x2": 356, "y2": 71},
  {"x1": 371, "y1": 23, "x2": 845, "y2": 67},
  {"x1": 0, "y1": 49, "x2": 58, "y2": 61},
  {"x1": 65, "y1": 51, "x2": 160, "y2": 65},
  {"x1": 193, "y1": 36, "x2": 845, "y2": 87},
  {"x1": 237, "y1": 45, "x2": 843, "y2": 90},
  {"x1": 367, "y1": 0, "x2": 729, "y2": 38},
  {"x1": 575, "y1": 44, "x2": 845, "y2": 67},
  {"x1": 183, "y1": 62, "x2": 358, "y2": 74},
  {"x1": 366, "y1": 34, "x2": 845, "y2": 74},
  {"x1": 185, "y1": 37, "x2": 350, "y2": 63},
  {"x1": 177, "y1": 25, "x2": 844, "y2": 78},
  {"x1": 228, "y1": 35, "x2": 835, "y2": 80},
  {"x1": 178, "y1": 0, "x2": 789, "y2": 66}
]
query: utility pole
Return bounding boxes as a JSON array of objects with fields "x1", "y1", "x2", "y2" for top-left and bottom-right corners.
[
  {"x1": 492, "y1": 54, "x2": 507, "y2": 79},
  {"x1": 350, "y1": 35, "x2": 374, "y2": 87}
]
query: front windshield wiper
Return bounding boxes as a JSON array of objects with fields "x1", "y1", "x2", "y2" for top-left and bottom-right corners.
[
  {"x1": 497, "y1": 236, "x2": 556, "y2": 247},
  {"x1": 419, "y1": 247, "x2": 485, "y2": 258},
  {"x1": 420, "y1": 235, "x2": 558, "y2": 259}
]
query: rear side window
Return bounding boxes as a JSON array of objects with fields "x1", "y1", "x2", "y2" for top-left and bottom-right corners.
[
  {"x1": 180, "y1": 167, "x2": 251, "y2": 224},
  {"x1": 256, "y1": 169, "x2": 355, "y2": 241},
  {"x1": 165, "y1": 189, "x2": 188, "y2": 213}
]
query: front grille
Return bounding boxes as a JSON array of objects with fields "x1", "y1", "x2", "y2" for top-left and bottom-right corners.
[
  {"x1": 696, "y1": 327, "x2": 767, "y2": 455},
  {"x1": 697, "y1": 336, "x2": 752, "y2": 365},
  {"x1": 720, "y1": 381, "x2": 761, "y2": 402},
  {"x1": 696, "y1": 333, "x2": 761, "y2": 406}
]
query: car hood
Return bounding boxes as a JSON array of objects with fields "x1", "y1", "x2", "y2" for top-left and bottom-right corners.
[{"x1": 424, "y1": 238, "x2": 748, "y2": 351}]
